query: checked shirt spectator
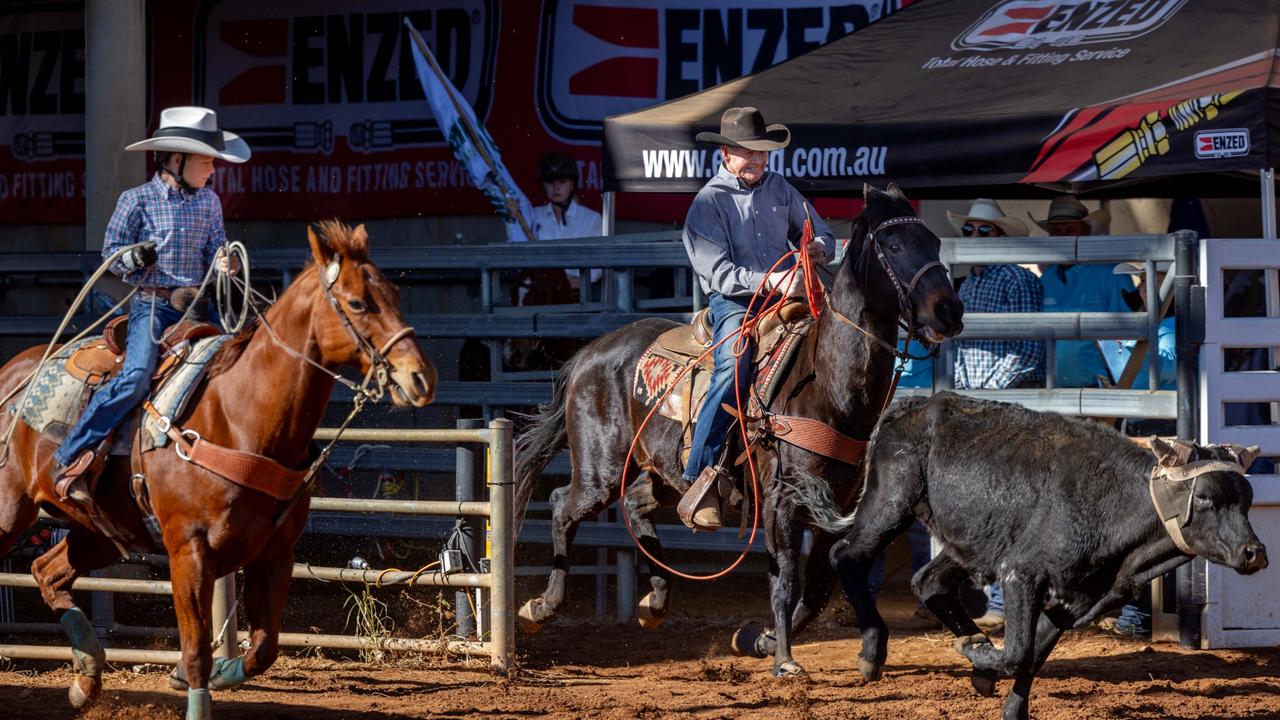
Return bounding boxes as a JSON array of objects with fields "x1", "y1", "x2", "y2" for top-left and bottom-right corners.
[{"x1": 949, "y1": 199, "x2": 1045, "y2": 391}]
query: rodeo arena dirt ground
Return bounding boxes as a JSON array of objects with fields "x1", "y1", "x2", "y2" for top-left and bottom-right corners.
[{"x1": 5, "y1": 574, "x2": 1280, "y2": 720}]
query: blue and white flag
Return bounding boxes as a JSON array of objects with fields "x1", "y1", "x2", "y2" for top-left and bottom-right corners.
[{"x1": 405, "y1": 20, "x2": 536, "y2": 241}]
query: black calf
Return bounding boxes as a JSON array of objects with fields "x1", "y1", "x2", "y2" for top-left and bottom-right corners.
[{"x1": 806, "y1": 392, "x2": 1266, "y2": 720}]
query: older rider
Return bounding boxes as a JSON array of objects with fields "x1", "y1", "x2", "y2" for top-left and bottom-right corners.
[
  {"x1": 53, "y1": 106, "x2": 250, "y2": 504},
  {"x1": 678, "y1": 106, "x2": 834, "y2": 532}
]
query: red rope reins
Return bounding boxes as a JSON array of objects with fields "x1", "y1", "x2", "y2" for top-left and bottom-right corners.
[{"x1": 618, "y1": 208, "x2": 825, "y2": 581}]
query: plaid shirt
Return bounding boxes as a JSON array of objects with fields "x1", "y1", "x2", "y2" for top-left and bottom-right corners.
[
  {"x1": 103, "y1": 173, "x2": 226, "y2": 288},
  {"x1": 954, "y1": 264, "x2": 1045, "y2": 389}
]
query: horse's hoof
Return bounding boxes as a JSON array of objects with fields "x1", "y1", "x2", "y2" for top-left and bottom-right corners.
[
  {"x1": 773, "y1": 660, "x2": 806, "y2": 677},
  {"x1": 636, "y1": 593, "x2": 665, "y2": 630},
  {"x1": 68, "y1": 673, "x2": 101, "y2": 710},
  {"x1": 730, "y1": 623, "x2": 768, "y2": 659},
  {"x1": 517, "y1": 599, "x2": 545, "y2": 634},
  {"x1": 857, "y1": 658, "x2": 883, "y2": 682},
  {"x1": 970, "y1": 668, "x2": 998, "y2": 697}
]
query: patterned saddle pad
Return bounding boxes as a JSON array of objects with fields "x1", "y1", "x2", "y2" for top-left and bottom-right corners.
[
  {"x1": 12, "y1": 333, "x2": 232, "y2": 453},
  {"x1": 633, "y1": 303, "x2": 812, "y2": 462}
]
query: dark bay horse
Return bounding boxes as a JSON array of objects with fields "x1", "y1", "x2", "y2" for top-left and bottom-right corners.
[
  {"x1": 513, "y1": 184, "x2": 964, "y2": 675},
  {"x1": 0, "y1": 222, "x2": 435, "y2": 718}
]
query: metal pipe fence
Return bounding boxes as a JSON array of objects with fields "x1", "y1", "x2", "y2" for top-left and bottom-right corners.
[{"x1": 0, "y1": 420, "x2": 516, "y2": 675}]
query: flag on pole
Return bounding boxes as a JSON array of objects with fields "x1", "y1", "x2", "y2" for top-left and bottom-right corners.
[{"x1": 404, "y1": 19, "x2": 537, "y2": 241}]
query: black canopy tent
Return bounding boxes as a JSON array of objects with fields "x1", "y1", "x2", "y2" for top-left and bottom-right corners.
[{"x1": 601, "y1": 0, "x2": 1280, "y2": 201}]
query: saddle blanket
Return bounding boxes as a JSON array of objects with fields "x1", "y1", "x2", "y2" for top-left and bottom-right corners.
[{"x1": 12, "y1": 334, "x2": 231, "y2": 453}]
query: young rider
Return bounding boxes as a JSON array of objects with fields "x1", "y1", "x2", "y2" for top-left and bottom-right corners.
[{"x1": 53, "y1": 106, "x2": 251, "y2": 504}]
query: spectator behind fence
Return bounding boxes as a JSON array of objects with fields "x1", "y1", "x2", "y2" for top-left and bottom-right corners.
[
  {"x1": 505, "y1": 151, "x2": 603, "y2": 292},
  {"x1": 1031, "y1": 195, "x2": 1135, "y2": 388},
  {"x1": 947, "y1": 199, "x2": 1045, "y2": 632}
]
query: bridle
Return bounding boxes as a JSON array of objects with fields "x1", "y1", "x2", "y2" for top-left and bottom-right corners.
[
  {"x1": 825, "y1": 214, "x2": 949, "y2": 362},
  {"x1": 316, "y1": 256, "x2": 415, "y2": 401}
]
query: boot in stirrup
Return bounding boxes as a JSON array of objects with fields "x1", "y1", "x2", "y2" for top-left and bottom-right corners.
[
  {"x1": 678, "y1": 465, "x2": 729, "y2": 532},
  {"x1": 54, "y1": 450, "x2": 97, "y2": 505}
]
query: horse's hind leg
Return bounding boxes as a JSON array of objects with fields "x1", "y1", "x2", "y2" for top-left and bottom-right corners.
[
  {"x1": 624, "y1": 473, "x2": 673, "y2": 629},
  {"x1": 519, "y1": 478, "x2": 618, "y2": 632},
  {"x1": 30, "y1": 527, "x2": 123, "y2": 709}
]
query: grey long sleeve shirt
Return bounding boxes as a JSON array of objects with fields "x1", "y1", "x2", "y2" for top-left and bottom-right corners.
[{"x1": 682, "y1": 165, "x2": 835, "y2": 298}]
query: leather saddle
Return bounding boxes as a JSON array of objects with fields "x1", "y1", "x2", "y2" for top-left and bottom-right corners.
[
  {"x1": 65, "y1": 317, "x2": 222, "y2": 388},
  {"x1": 633, "y1": 299, "x2": 813, "y2": 464}
]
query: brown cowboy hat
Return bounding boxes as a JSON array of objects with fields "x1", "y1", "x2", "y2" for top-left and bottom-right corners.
[
  {"x1": 1029, "y1": 195, "x2": 1110, "y2": 234},
  {"x1": 695, "y1": 107, "x2": 791, "y2": 151}
]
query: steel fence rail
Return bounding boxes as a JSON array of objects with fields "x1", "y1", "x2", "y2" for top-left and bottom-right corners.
[{"x1": 0, "y1": 420, "x2": 517, "y2": 675}]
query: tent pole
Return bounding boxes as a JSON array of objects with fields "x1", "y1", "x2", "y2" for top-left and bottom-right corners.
[
  {"x1": 1262, "y1": 168, "x2": 1276, "y2": 240},
  {"x1": 603, "y1": 191, "x2": 616, "y2": 236}
]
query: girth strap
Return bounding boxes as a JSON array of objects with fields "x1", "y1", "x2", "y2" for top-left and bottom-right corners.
[
  {"x1": 763, "y1": 413, "x2": 867, "y2": 465},
  {"x1": 143, "y1": 402, "x2": 308, "y2": 501}
]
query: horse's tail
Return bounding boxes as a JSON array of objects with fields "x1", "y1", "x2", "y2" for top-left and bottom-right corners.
[
  {"x1": 513, "y1": 353, "x2": 577, "y2": 533},
  {"x1": 786, "y1": 468, "x2": 862, "y2": 535}
]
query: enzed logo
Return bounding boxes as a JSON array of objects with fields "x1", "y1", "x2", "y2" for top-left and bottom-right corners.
[
  {"x1": 1195, "y1": 129, "x2": 1250, "y2": 159},
  {"x1": 952, "y1": 0, "x2": 1188, "y2": 52}
]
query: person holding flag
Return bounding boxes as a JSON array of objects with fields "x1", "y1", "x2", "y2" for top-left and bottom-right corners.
[
  {"x1": 504, "y1": 151, "x2": 603, "y2": 290},
  {"x1": 677, "y1": 107, "x2": 834, "y2": 532}
]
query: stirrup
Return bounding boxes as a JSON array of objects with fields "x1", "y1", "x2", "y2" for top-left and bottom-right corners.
[{"x1": 677, "y1": 465, "x2": 728, "y2": 531}]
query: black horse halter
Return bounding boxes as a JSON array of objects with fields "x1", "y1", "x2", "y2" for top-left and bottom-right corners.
[
  {"x1": 318, "y1": 257, "x2": 415, "y2": 400},
  {"x1": 827, "y1": 215, "x2": 948, "y2": 361}
]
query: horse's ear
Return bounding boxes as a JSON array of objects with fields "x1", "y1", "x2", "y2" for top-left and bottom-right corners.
[
  {"x1": 886, "y1": 182, "x2": 905, "y2": 199},
  {"x1": 350, "y1": 223, "x2": 370, "y2": 258},
  {"x1": 862, "y1": 182, "x2": 874, "y2": 201},
  {"x1": 307, "y1": 225, "x2": 336, "y2": 267},
  {"x1": 1150, "y1": 436, "x2": 1194, "y2": 468}
]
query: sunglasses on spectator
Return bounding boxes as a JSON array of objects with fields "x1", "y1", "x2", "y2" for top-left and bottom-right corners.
[{"x1": 961, "y1": 223, "x2": 997, "y2": 237}]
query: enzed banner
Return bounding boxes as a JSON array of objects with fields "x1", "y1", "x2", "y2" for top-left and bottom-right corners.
[
  {"x1": 603, "y1": 0, "x2": 1280, "y2": 193},
  {"x1": 0, "y1": 5, "x2": 85, "y2": 223},
  {"x1": 1, "y1": 0, "x2": 906, "y2": 224}
]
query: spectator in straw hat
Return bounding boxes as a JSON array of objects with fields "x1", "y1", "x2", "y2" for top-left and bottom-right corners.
[
  {"x1": 947, "y1": 198, "x2": 1045, "y2": 632},
  {"x1": 1031, "y1": 195, "x2": 1136, "y2": 388}
]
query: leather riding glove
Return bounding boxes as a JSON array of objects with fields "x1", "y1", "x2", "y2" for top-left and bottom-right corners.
[{"x1": 120, "y1": 241, "x2": 158, "y2": 272}]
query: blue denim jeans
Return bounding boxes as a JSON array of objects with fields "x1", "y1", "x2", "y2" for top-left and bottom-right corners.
[
  {"x1": 56, "y1": 294, "x2": 184, "y2": 465},
  {"x1": 987, "y1": 582, "x2": 1004, "y2": 616},
  {"x1": 1116, "y1": 585, "x2": 1152, "y2": 634},
  {"x1": 683, "y1": 293, "x2": 765, "y2": 483}
]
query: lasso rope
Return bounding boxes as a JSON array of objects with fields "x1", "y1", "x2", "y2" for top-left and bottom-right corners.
[{"x1": 617, "y1": 240, "x2": 820, "y2": 581}]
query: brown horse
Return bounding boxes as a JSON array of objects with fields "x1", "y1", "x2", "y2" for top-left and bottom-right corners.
[
  {"x1": 0, "y1": 222, "x2": 435, "y2": 718},
  {"x1": 513, "y1": 185, "x2": 964, "y2": 676}
]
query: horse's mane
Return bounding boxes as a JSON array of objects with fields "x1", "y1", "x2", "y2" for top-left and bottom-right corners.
[
  {"x1": 205, "y1": 318, "x2": 261, "y2": 379},
  {"x1": 205, "y1": 220, "x2": 367, "y2": 379}
]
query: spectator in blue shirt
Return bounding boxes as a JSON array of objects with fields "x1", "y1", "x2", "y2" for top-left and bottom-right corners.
[
  {"x1": 54, "y1": 107, "x2": 250, "y2": 505},
  {"x1": 1031, "y1": 196, "x2": 1135, "y2": 388}
]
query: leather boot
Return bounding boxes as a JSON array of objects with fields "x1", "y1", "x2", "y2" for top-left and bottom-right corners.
[
  {"x1": 678, "y1": 465, "x2": 725, "y2": 532},
  {"x1": 54, "y1": 450, "x2": 96, "y2": 505}
]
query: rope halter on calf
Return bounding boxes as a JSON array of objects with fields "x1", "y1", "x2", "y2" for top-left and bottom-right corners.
[{"x1": 1147, "y1": 437, "x2": 1257, "y2": 555}]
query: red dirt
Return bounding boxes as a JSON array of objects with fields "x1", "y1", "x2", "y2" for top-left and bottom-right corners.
[{"x1": 4, "y1": 592, "x2": 1280, "y2": 720}]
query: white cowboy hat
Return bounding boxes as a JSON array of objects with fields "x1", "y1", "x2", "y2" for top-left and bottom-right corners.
[
  {"x1": 1029, "y1": 195, "x2": 1110, "y2": 234},
  {"x1": 125, "y1": 106, "x2": 250, "y2": 163},
  {"x1": 946, "y1": 198, "x2": 1027, "y2": 237}
]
